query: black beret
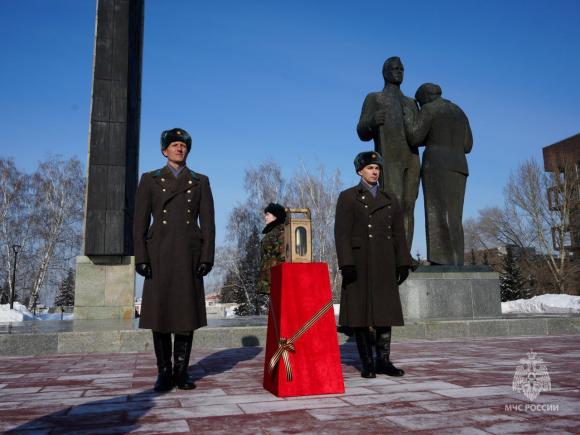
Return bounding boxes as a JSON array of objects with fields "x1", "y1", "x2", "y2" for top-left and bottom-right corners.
[
  {"x1": 264, "y1": 203, "x2": 287, "y2": 224},
  {"x1": 160, "y1": 128, "x2": 192, "y2": 152},
  {"x1": 354, "y1": 151, "x2": 383, "y2": 172}
]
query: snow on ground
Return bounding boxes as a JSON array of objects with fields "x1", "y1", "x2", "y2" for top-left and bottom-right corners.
[
  {"x1": 0, "y1": 303, "x2": 73, "y2": 322},
  {"x1": 37, "y1": 312, "x2": 74, "y2": 320},
  {"x1": 502, "y1": 294, "x2": 580, "y2": 314},
  {"x1": 0, "y1": 302, "x2": 37, "y2": 321},
  {"x1": 2, "y1": 295, "x2": 579, "y2": 322}
]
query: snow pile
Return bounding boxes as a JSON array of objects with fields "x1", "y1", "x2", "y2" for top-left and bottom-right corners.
[
  {"x1": 0, "y1": 303, "x2": 74, "y2": 322},
  {"x1": 0, "y1": 302, "x2": 37, "y2": 321},
  {"x1": 502, "y1": 294, "x2": 580, "y2": 314}
]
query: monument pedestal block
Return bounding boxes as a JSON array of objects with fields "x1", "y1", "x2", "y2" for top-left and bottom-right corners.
[
  {"x1": 73, "y1": 256, "x2": 135, "y2": 320},
  {"x1": 263, "y1": 263, "x2": 344, "y2": 398},
  {"x1": 400, "y1": 265, "x2": 501, "y2": 320}
]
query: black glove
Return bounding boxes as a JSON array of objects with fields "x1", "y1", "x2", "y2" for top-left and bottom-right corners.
[
  {"x1": 341, "y1": 265, "x2": 357, "y2": 285},
  {"x1": 397, "y1": 266, "x2": 410, "y2": 286},
  {"x1": 196, "y1": 263, "x2": 212, "y2": 278},
  {"x1": 136, "y1": 263, "x2": 152, "y2": 279},
  {"x1": 337, "y1": 325, "x2": 354, "y2": 337}
]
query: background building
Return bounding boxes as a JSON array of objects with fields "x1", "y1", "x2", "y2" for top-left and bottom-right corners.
[{"x1": 543, "y1": 133, "x2": 580, "y2": 254}]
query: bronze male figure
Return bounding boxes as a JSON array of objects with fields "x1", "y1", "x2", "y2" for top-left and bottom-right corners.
[
  {"x1": 357, "y1": 57, "x2": 420, "y2": 246},
  {"x1": 404, "y1": 83, "x2": 473, "y2": 265}
]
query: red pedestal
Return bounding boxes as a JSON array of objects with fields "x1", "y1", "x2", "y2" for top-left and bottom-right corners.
[{"x1": 263, "y1": 262, "x2": 344, "y2": 397}]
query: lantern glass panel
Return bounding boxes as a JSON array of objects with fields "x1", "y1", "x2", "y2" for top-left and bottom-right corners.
[{"x1": 295, "y1": 226, "x2": 307, "y2": 256}]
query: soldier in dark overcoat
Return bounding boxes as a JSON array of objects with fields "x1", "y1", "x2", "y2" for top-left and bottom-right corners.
[
  {"x1": 134, "y1": 128, "x2": 215, "y2": 392},
  {"x1": 335, "y1": 151, "x2": 411, "y2": 378}
]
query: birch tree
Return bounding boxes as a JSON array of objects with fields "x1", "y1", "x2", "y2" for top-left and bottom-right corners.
[
  {"x1": 26, "y1": 156, "x2": 84, "y2": 309},
  {"x1": 287, "y1": 164, "x2": 343, "y2": 300},
  {"x1": 505, "y1": 159, "x2": 580, "y2": 293},
  {"x1": 219, "y1": 160, "x2": 344, "y2": 309},
  {"x1": 0, "y1": 158, "x2": 31, "y2": 304},
  {"x1": 0, "y1": 156, "x2": 84, "y2": 307},
  {"x1": 218, "y1": 162, "x2": 286, "y2": 312}
]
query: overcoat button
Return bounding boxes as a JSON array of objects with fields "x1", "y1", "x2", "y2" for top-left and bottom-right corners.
[
  {"x1": 163, "y1": 210, "x2": 167, "y2": 213},
  {"x1": 187, "y1": 190, "x2": 191, "y2": 194},
  {"x1": 186, "y1": 221, "x2": 190, "y2": 224},
  {"x1": 388, "y1": 225, "x2": 391, "y2": 229},
  {"x1": 187, "y1": 209, "x2": 191, "y2": 213},
  {"x1": 368, "y1": 234, "x2": 373, "y2": 238},
  {"x1": 162, "y1": 220, "x2": 167, "y2": 225},
  {"x1": 162, "y1": 188, "x2": 166, "y2": 192},
  {"x1": 368, "y1": 224, "x2": 372, "y2": 228},
  {"x1": 187, "y1": 199, "x2": 191, "y2": 203},
  {"x1": 364, "y1": 205, "x2": 368, "y2": 208},
  {"x1": 387, "y1": 236, "x2": 391, "y2": 240},
  {"x1": 161, "y1": 178, "x2": 165, "y2": 182},
  {"x1": 188, "y1": 180, "x2": 193, "y2": 184},
  {"x1": 361, "y1": 196, "x2": 365, "y2": 200}
]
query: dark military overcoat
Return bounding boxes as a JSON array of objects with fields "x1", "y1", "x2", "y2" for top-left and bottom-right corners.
[
  {"x1": 334, "y1": 183, "x2": 411, "y2": 327},
  {"x1": 134, "y1": 166, "x2": 215, "y2": 332}
]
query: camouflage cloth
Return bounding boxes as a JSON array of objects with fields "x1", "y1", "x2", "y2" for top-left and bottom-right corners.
[{"x1": 258, "y1": 223, "x2": 285, "y2": 294}]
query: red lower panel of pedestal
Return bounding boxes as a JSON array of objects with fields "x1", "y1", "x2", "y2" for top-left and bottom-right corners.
[{"x1": 263, "y1": 262, "x2": 344, "y2": 397}]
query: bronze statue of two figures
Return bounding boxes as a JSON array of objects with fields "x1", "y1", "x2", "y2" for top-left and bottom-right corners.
[{"x1": 358, "y1": 56, "x2": 473, "y2": 266}]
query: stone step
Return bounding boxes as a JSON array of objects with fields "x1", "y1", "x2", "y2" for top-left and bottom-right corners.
[{"x1": 1, "y1": 315, "x2": 579, "y2": 356}]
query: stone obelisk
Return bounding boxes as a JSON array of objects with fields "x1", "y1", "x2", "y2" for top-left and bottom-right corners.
[{"x1": 74, "y1": 0, "x2": 144, "y2": 320}]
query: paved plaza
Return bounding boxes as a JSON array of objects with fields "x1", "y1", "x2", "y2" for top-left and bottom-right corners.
[{"x1": 0, "y1": 335, "x2": 579, "y2": 434}]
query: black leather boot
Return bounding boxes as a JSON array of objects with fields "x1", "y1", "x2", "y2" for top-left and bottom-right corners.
[
  {"x1": 173, "y1": 333, "x2": 196, "y2": 390},
  {"x1": 354, "y1": 327, "x2": 376, "y2": 378},
  {"x1": 152, "y1": 331, "x2": 174, "y2": 392},
  {"x1": 375, "y1": 326, "x2": 405, "y2": 377}
]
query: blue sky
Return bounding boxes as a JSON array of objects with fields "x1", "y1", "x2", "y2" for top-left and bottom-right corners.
[{"x1": 1, "y1": 0, "x2": 579, "y2": 257}]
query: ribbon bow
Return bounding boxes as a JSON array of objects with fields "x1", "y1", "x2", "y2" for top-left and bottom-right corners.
[{"x1": 267, "y1": 300, "x2": 333, "y2": 382}]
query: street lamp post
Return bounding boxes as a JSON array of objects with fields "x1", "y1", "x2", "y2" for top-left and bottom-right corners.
[{"x1": 9, "y1": 244, "x2": 21, "y2": 310}]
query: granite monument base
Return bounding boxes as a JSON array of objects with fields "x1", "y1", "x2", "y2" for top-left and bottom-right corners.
[
  {"x1": 3, "y1": 314, "x2": 580, "y2": 355},
  {"x1": 400, "y1": 265, "x2": 501, "y2": 320},
  {"x1": 73, "y1": 256, "x2": 135, "y2": 320}
]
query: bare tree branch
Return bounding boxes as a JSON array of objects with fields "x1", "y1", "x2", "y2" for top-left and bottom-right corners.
[{"x1": 465, "y1": 157, "x2": 580, "y2": 294}]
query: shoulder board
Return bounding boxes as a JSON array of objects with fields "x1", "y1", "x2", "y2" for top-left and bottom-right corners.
[
  {"x1": 150, "y1": 168, "x2": 164, "y2": 178},
  {"x1": 190, "y1": 170, "x2": 200, "y2": 180}
]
